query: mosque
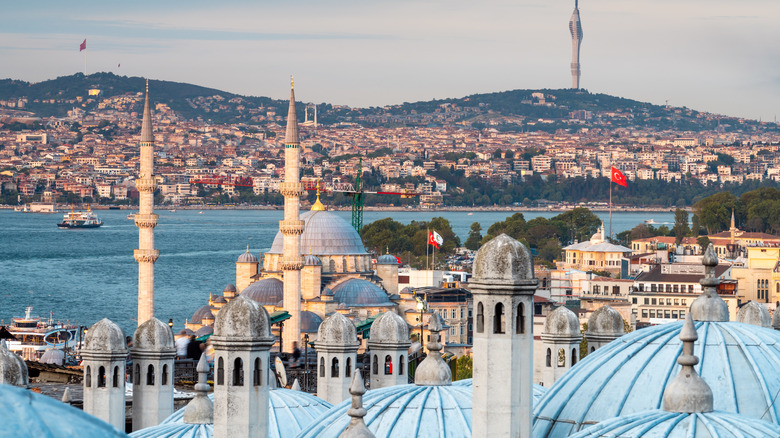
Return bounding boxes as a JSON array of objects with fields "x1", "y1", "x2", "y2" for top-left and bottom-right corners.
[{"x1": 3, "y1": 83, "x2": 780, "y2": 438}]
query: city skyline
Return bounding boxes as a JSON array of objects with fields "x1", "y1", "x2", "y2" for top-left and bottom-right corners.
[{"x1": 0, "y1": 1, "x2": 778, "y2": 121}]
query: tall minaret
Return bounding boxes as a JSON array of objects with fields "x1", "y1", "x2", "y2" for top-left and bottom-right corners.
[
  {"x1": 569, "y1": 0, "x2": 584, "y2": 89},
  {"x1": 134, "y1": 80, "x2": 159, "y2": 326},
  {"x1": 280, "y1": 77, "x2": 304, "y2": 351}
]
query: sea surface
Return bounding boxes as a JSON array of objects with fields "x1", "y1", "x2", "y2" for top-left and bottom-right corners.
[{"x1": 0, "y1": 208, "x2": 672, "y2": 335}]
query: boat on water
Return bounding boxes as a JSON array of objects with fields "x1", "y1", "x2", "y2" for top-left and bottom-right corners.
[
  {"x1": 127, "y1": 213, "x2": 136, "y2": 220},
  {"x1": 57, "y1": 209, "x2": 103, "y2": 228},
  {"x1": 2, "y1": 307, "x2": 80, "y2": 361},
  {"x1": 644, "y1": 219, "x2": 657, "y2": 225}
]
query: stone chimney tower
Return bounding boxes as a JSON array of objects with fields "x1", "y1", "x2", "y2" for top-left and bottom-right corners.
[
  {"x1": 131, "y1": 317, "x2": 175, "y2": 430},
  {"x1": 541, "y1": 306, "x2": 582, "y2": 387},
  {"x1": 366, "y1": 311, "x2": 410, "y2": 389},
  {"x1": 81, "y1": 318, "x2": 127, "y2": 430},
  {"x1": 315, "y1": 312, "x2": 360, "y2": 405}
]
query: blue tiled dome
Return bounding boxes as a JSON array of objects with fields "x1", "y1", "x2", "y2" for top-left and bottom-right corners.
[
  {"x1": 376, "y1": 254, "x2": 399, "y2": 265},
  {"x1": 296, "y1": 384, "x2": 472, "y2": 438},
  {"x1": 268, "y1": 211, "x2": 368, "y2": 256},
  {"x1": 533, "y1": 321, "x2": 780, "y2": 437},
  {"x1": 0, "y1": 384, "x2": 127, "y2": 437},
  {"x1": 241, "y1": 278, "x2": 283, "y2": 305},
  {"x1": 568, "y1": 410, "x2": 780, "y2": 438},
  {"x1": 330, "y1": 279, "x2": 393, "y2": 307},
  {"x1": 452, "y1": 378, "x2": 547, "y2": 404}
]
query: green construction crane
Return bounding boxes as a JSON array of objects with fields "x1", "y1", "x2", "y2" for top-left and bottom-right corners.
[{"x1": 351, "y1": 158, "x2": 364, "y2": 236}]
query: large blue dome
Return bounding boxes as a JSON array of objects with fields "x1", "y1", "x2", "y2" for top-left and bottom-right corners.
[
  {"x1": 330, "y1": 279, "x2": 394, "y2": 307},
  {"x1": 268, "y1": 211, "x2": 368, "y2": 256},
  {"x1": 533, "y1": 321, "x2": 780, "y2": 437},
  {"x1": 241, "y1": 278, "x2": 283, "y2": 305},
  {"x1": 452, "y1": 378, "x2": 547, "y2": 404}
]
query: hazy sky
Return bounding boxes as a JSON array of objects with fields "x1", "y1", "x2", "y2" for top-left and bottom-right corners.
[{"x1": 1, "y1": 1, "x2": 778, "y2": 121}]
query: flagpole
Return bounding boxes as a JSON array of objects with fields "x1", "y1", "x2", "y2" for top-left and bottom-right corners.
[
  {"x1": 426, "y1": 229, "x2": 429, "y2": 271},
  {"x1": 609, "y1": 178, "x2": 613, "y2": 240},
  {"x1": 84, "y1": 50, "x2": 87, "y2": 76}
]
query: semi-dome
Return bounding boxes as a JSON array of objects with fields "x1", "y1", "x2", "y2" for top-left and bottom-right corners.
[
  {"x1": 241, "y1": 278, "x2": 283, "y2": 305},
  {"x1": 296, "y1": 384, "x2": 472, "y2": 438},
  {"x1": 237, "y1": 252, "x2": 258, "y2": 263},
  {"x1": 0, "y1": 383, "x2": 128, "y2": 437},
  {"x1": 568, "y1": 410, "x2": 780, "y2": 438},
  {"x1": 452, "y1": 378, "x2": 548, "y2": 405},
  {"x1": 304, "y1": 254, "x2": 322, "y2": 266},
  {"x1": 133, "y1": 317, "x2": 174, "y2": 350},
  {"x1": 190, "y1": 305, "x2": 213, "y2": 325},
  {"x1": 268, "y1": 210, "x2": 368, "y2": 256},
  {"x1": 376, "y1": 254, "x2": 399, "y2": 265},
  {"x1": 736, "y1": 301, "x2": 771, "y2": 327},
  {"x1": 213, "y1": 295, "x2": 271, "y2": 339},
  {"x1": 585, "y1": 305, "x2": 624, "y2": 337},
  {"x1": 330, "y1": 279, "x2": 394, "y2": 307},
  {"x1": 317, "y1": 312, "x2": 359, "y2": 347},
  {"x1": 532, "y1": 321, "x2": 780, "y2": 437},
  {"x1": 301, "y1": 311, "x2": 323, "y2": 333},
  {"x1": 367, "y1": 311, "x2": 409, "y2": 345},
  {"x1": 84, "y1": 318, "x2": 126, "y2": 352},
  {"x1": 543, "y1": 306, "x2": 580, "y2": 337},
  {"x1": 194, "y1": 326, "x2": 213, "y2": 337},
  {"x1": 472, "y1": 233, "x2": 534, "y2": 285}
]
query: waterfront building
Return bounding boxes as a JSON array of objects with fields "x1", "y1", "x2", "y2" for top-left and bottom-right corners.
[
  {"x1": 730, "y1": 244, "x2": 780, "y2": 305},
  {"x1": 559, "y1": 224, "x2": 633, "y2": 276}
]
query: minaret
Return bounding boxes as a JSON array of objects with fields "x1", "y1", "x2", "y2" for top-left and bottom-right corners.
[
  {"x1": 569, "y1": 0, "x2": 584, "y2": 89},
  {"x1": 134, "y1": 79, "x2": 159, "y2": 325},
  {"x1": 279, "y1": 77, "x2": 305, "y2": 351}
]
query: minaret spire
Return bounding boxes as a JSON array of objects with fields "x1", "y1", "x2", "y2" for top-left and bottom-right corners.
[
  {"x1": 569, "y1": 0, "x2": 584, "y2": 89},
  {"x1": 134, "y1": 79, "x2": 160, "y2": 325}
]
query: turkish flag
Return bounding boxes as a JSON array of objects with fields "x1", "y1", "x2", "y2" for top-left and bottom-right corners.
[
  {"x1": 79, "y1": 39, "x2": 86, "y2": 51},
  {"x1": 428, "y1": 230, "x2": 440, "y2": 249},
  {"x1": 611, "y1": 167, "x2": 627, "y2": 187}
]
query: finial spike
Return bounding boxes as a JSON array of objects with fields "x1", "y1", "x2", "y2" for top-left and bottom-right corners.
[
  {"x1": 246, "y1": 244, "x2": 250, "y2": 253},
  {"x1": 61, "y1": 387, "x2": 71, "y2": 403},
  {"x1": 291, "y1": 378, "x2": 301, "y2": 391},
  {"x1": 145, "y1": 79, "x2": 149, "y2": 94},
  {"x1": 291, "y1": 75, "x2": 294, "y2": 89},
  {"x1": 183, "y1": 353, "x2": 214, "y2": 424},
  {"x1": 340, "y1": 369, "x2": 374, "y2": 438},
  {"x1": 662, "y1": 313, "x2": 713, "y2": 413},
  {"x1": 413, "y1": 313, "x2": 452, "y2": 386}
]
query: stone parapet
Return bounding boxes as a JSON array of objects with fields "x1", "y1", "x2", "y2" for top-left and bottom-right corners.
[
  {"x1": 281, "y1": 257, "x2": 304, "y2": 271},
  {"x1": 134, "y1": 249, "x2": 160, "y2": 263},
  {"x1": 136, "y1": 177, "x2": 157, "y2": 192},
  {"x1": 134, "y1": 213, "x2": 159, "y2": 228},
  {"x1": 279, "y1": 220, "x2": 304, "y2": 235},
  {"x1": 279, "y1": 182, "x2": 303, "y2": 197}
]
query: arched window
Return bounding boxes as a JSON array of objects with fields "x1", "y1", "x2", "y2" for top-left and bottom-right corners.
[
  {"x1": 319, "y1": 357, "x2": 325, "y2": 377},
  {"x1": 516, "y1": 303, "x2": 525, "y2": 334},
  {"x1": 545, "y1": 349, "x2": 551, "y2": 367},
  {"x1": 113, "y1": 366, "x2": 120, "y2": 388},
  {"x1": 147, "y1": 364, "x2": 155, "y2": 386},
  {"x1": 399, "y1": 355, "x2": 405, "y2": 376},
  {"x1": 135, "y1": 364, "x2": 140, "y2": 384},
  {"x1": 571, "y1": 348, "x2": 577, "y2": 366},
  {"x1": 591, "y1": 346, "x2": 596, "y2": 353},
  {"x1": 217, "y1": 357, "x2": 225, "y2": 385},
  {"x1": 384, "y1": 355, "x2": 393, "y2": 375},
  {"x1": 557, "y1": 348, "x2": 566, "y2": 367},
  {"x1": 342, "y1": 258, "x2": 348, "y2": 272},
  {"x1": 253, "y1": 358, "x2": 262, "y2": 386},
  {"x1": 162, "y1": 364, "x2": 168, "y2": 386},
  {"x1": 331, "y1": 357, "x2": 339, "y2": 378},
  {"x1": 98, "y1": 366, "x2": 106, "y2": 388},
  {"x1": 85, "y1": 366, "x2": 91, "y2": 387},
  {"x1": 476, "y1": 302, "x2": 484, "y2": 333},
  {"x1": 233, "y1": 358, "x2": 244, "y2": 386},
  {"x1": 493, "y1": 302, "x2": 505, "y2": 334},
  {"x1": 329, "y1": 259, "x2": 336, "y2": 272},
  {"x1": 345, "y1": 357, "x2": 352, "y2": 378},
  {"x1": 372, "y1": 355, "x2": 378, "y2": 375}
]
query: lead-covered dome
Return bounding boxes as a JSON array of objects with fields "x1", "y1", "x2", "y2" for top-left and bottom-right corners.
[
  {"x1": 736, "y1": 301, "x2": 771, "y2": 327},
  {"x1": 241, "y1": 278, "x2": 283, "y2": 305},
  {"x1": 304, "y1": 254, "x2": 322, "y2": 266},
  {"x1": 190, "y1": 305, "x2": 213, "y2": 325},
  {"x1": 376, "y1": 254, "x2": 399, "y2": 265},
  {"x1": 367, "y1": 311, "x2": 409, "y2": 345},
  {"x1": 533, "y1": 321, "x2": 780, "y2": 437},
  {"x1": 452, "y1": 378, "x2": 548, "y2": 405},
  {"x1": 237, "y1": 252, "x2": 258, "y2": 263},
  {"x1": 317, "y1": 312, "x2": 359, "y2": 347},
  {"x1": 133, "y1": 317, "x2": 174, "y2": 350},
  {"x1": 330, "y1": 279, "x2": 393, "y2": 307},
  {"x1": 268, "y1": 211, "x2": 368, "y2": 256},
  {"x1": 84, "y1": 318, "x2": 126, "y2": 352},
  {"x1": 585, "y1": 305, "x2": 624, "y2": 337},
  {"x1": 213, "y1": 295, "x2": 271, "y2": 339},
  {"x1": 301, "y1": 311, "x2": 323, "y2": 333}
]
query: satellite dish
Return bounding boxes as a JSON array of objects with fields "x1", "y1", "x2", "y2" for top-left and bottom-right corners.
[{"x1": 275, "y1": 356, "x2": 287, "y2": 388}]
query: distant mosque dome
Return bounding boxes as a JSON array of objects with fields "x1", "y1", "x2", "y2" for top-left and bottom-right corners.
[
  {"x1": 301, "y1": 311, "x2": 323, "y2": 333},
  {"x1": 304, "y1": 254, "x2": 322, "y2": 266},
  {"x1": 376, "y1": 254, "x2": 399, "y2": 265},
  {"x1": 330, "y1": 279, "x2": 394, "y2": 307},
  {"x1": 237, "y1": 251, "x2": 258, "y2": 263},
  {"x1": 190, "y1": 305, "x2": 213, "y2": 325},
  {"x1": 268, "y1": 211, "x2": 368, "y2": 256},
  {"x1": 222, "y1": 284, "x2": 237, "y2": 294},
  {"x1": 212, "y1": 295, "x2": 227, "y2": 305},
  {"x1": 241, "y1": 278, "x2": 283, "y2": 305},
  {"x1": 533, "y1": 321, "x2": 780, "y2": 437}
]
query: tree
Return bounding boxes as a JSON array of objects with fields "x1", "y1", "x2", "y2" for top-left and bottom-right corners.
[
  {"x1": 673, "y1": 208, "x2": 690, "y2": 245},
  {"x1": 464, "y1": 222, "x2": 482, "y2": 250},
  {"x1": 697, "y1": 236, "x2": 711, "y2": 252},
  {"x1": 691, "y1": 214, "x2": 701, "y2": 236},
  {"x1": 693, "y1": 192, "x2": 738, "y2": 234},
  {"x1": 455, "y1": 355, "x2": 473, "y2": 380}
]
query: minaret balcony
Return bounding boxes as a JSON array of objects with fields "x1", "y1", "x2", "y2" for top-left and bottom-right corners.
[
  {"x1": 134, "y1": 213, "x2": 159, "y2": 228},
  {"x1": 134, "y1": 249, "x2": 160, "y2": 263},
  {"x1": 136, "y1": 178, "x2": 157, "y2": 192},
  {"x1": 281, "y1": 256, "x2": 304, "y2": 270},
  {"x1": 279, "y1": 182, "x2": 303, "y2": 197},
  {"x1": 279, "y1": 220, "x2": 305, "y2": 235}
]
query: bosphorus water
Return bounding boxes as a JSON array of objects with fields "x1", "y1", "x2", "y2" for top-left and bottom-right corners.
[{"x1": 0, "y1": 209, "x2": 670, "y2": 334}]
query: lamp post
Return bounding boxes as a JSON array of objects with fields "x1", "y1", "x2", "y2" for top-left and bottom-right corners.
[
  {"x1": 167, "y1": 318, "x2": 173, "y2": 331},
  {"x1": 415, "y1": 295, "x2": 427, "y2": 350}
]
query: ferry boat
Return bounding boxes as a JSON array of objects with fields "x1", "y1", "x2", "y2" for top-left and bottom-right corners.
[
  {"x1": 3, "y1": 307, "x2": 80, "y2": 361},
  {"x1": 57, "y1": 209, "x2": 103, "y2": 228}
]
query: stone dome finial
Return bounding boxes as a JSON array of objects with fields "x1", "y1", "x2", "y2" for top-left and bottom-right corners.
[
  {"x1": 83, "y1": 318, "x2": 126, "y2": 352},
  {"x1": 585, "y1": 305, "x2": 624, "y2": 337},
  {"x1": 213, "y1": 295, "x2": 272, "y2": 339},
  {"x1": 414, "y1": 313, "x2": 452, "y2": 386},
  {"x1": 471, "y1": 234, "x2": 535, "y2": 286},
  {"x1": 690, "y1": 244, "x2": 729, "y2": 322},
  {"x1": 133, "y1": 317, "x2": 175, "y2": 350},
  {"x1": 317, "y1": 312, "x2": 360, "y2": 347},
  {"x1": 736, "y1": 301, "x2": 771, "y2": 327},
  {"x1": 0, "y1": 339, "x2": 28, "y2": 387},
  {"x1": 183, "y1": 352, "x2": 213, "y2": 424},
  {"x1": 662, "y1": 313, "x2": 713, "y2": 413},
  {"x1": 543, "y1": 306, "x2": 581, "y2": 337},
  {"x1": 367, "y1": 311, "x2": 409, "y2": 346},
  {"x1": 61, "y1": 387, "x2": 71, "y2": 404},
  {"x1": 339, "y1": 369, "x2": 374, "y2": 438},
  {"x1": 291, "y1": 378, "x2": 301, "y2": 391}
]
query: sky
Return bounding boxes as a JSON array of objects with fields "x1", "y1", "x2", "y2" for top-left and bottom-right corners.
[{"x1": 1, "y1": 0, "x2": 779, "y2": 121}]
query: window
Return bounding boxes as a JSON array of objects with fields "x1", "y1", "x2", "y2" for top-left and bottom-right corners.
[
  {"x1": 461, "y1": 308, "x2": 465, "y2": 319},
  {"x1": 346, "y1": 358, "x2": 352, "y2": 378},
  {"x1": 613, "y1": 286, "x2": 620, "y2": 295},
  {"x1": 650, "y1": 284, "x2": 657, "y2": 292},
  {"x1": 143, "y1": 364, "x2": 153, "y2": 387},
  {"x1": 546, "y1": 348, "x2": 552, "y2": 367},
  {"x1": 638, "y1": 284, "x2": 644, "y2": 292},
  {"x1": 451, "y1": 309, "x2": 456, "y2": 319},
  {"x1": 135, "y1": 364, "x2": 140, "y2": 385},
  {"x1": 649, "y1": 310, "x2": 656, "y2": 318},
  {"x1": 493, "y1": 302, "x2": 505, "y2": 334},
  {"x1": 632, "y1": 298, "x2": 637, "y2": 304},
  {"x1": 673, "y1": 285, "x2": 679, "y2": 293},
  {"x1": 384, "y1": 355, "x2": 393, "y2": 375},
  {"x1": 233, "y1": 358, "x2": 244, "y2": 386},
  {"x1": 593, "y1": 285, "x2": 600, "y2": 294},
  {"x1": 253, "y1": 358, "x2": 262, "y2": 386},
  {"x1": 680, "y1": 310, "x2": 686, "y2": 319},
  {"x1": 641, "y1": 310, "x2": 648, "y2": 318},
  {"x1": 113, "y1": 366, "x2": 120, "y2": 388},
  {"x1": 644, "y1": 298, "x2": 650, "y2": 305},
  {"x1": 98, "y1": 366, "x2": 106, "y2": 388},
  {"x1": 319, "y1": 357, "x2": 325, "y2": 378},
  {"x1": 664, "y1": 310, "x2": 671, "y2": 319},
  {"x1": 331, "y1": 357, "x2": 339, "y2": 378},
  {"x1": 217, "y1": 357, "x2": 225, "y2": 385},
  {"x1": 85, "y1": 366, "x2": 91, "y2": 387},
  {"x1": 476, "y1": 302, "x2": 484, "y2": 333},
  {"x1": 674, "y1": 299, "x2": 679, "y2": 306},
  {"x1": 557, "y1": 349, "x2": 566, "y2": 367},
  {"x1": 373, "y1": 355, "x2": 378, "y2": 375},
  {"x1": 399, "y1": 355, "x2": 405, "y2": 376},
  {"x1": 672, "y1": 310, "x2": 678, "y2": 319},
  {"x1": 516, "y1": 303, "x2": 525, "y2": 334},
  {"x1": 161, "y1": 364, "x2": 168, "y2": 386},
  {"x1": 651, "y1": 298, "x2": 657, "y2": 305},
  {"x1": 571, "y1": 349, "x2": 577, "y2": 366}
]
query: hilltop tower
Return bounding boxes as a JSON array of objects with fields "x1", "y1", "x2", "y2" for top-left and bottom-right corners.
[
  {"x1": 135, "y1": 80, "x2": 159, "y2": 325},
  {"x1": 280, "y1": 77, "x2": 305, "y2": 351},
  {"x1": 569, "y1": 0, "x2": 584, "y2": 89}
]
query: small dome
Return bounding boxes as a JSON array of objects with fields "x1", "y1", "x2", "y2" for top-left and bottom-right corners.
[
  {"x1": 367, "y1": 311, "x2": 410, "y2": 346},
  {"x1": 0, "y1": 384, "x2": 127, "y2": 437},
  {"x1": 84, "y1": 318, "x2": 126, "y2": 352},
  {"x1": 237, "y1": 252, "x2": 258, "y2": 263},
  {"x1": 212, "y1": 295, "x2": 227, "y2": 304},
  {"x1": 0, "y1": 340, "x2": 28, "y2": 387},
  {"x1": 376, "y1": 254, "x2": 399, "y2": 265},
  {"x1": 304, "y1": 255, "x2": 322, "y2": 266},
  {"x1": 241, "y1": 278, "x2": 284, "y2": 305},
  {"x1": 190, "y1": 305, "x2": 213, "y2": 325},
  {"x1": 472, "y1": 234, "x2": 534, "y2": 285},
  {"x1": 133, "y1": 317, "x2": 175, "y2": 351},
  {"x1": 317, "y1": 313, "x2": 359, "y2": 347},
  {"x1": 330, "y1": 279, "x2": 393, "y2": 307},
  {"x1": 543, "y1": 306, "x2": 580, "y2": 337},
  {"x1": 213, "y1": 295, "x2": 271, "y2": 339},
  {"x1": 222, "y1": 284, "x2": 237, "y2": 294},
  {"x1": 736, "y1": 301, "x2": 771, "y2": 327},
  {"x1": 568, "y1": 410, "x2": 780, "y2": 438},
  {"x1": 268, "y1": 210, "x2": 369, "y2": 256},
  {"x1": 585, "y1": 306, "x2": 624, "y2": 337},
  {"x1": 301, "y1": 311, "x2": 323, "y2": 333},
  {"x1": 194, "y1": 326, "x2": 213, "y2": 337}
]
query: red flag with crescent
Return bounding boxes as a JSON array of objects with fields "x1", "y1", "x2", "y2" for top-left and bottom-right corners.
[
  {"x1": 79, "y1": 39, "x2": 86, "y2": 51},
  {"x1": 611, "y1": 167, "x2": 627, "y2": 187}
]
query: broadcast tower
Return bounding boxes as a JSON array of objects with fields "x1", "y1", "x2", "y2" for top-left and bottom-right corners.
[{"x1": 569, "y1": 0, "x2": 584, "y2": 89}]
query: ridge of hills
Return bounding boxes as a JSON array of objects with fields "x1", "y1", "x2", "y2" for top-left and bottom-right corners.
[{"x1": 0, "y1": 72, "x2": 776, "y2": 133}]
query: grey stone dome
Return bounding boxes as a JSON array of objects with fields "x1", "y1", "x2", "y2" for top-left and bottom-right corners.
[
  {"x1": 304, "y1": 255, "x2": 322, "y2": 266},
  {"x1": 585, "y1": 305, "x2": 624, "y2": 337},
  {"x1": 190, "y1": 305, "x2": 213, "y2": 325},
  {"x1": 472, "y1": 233, "x2": 534, "y2": 285},
  {"x1": 543, "y1": 306, "x2": 581, "y2": 336},
  {"x1": 301, "y1": 311, "x2": 323, "y2": 333},
  {"x1": 84, "y1": 318, "x2": 126, "y2": 352},
  {"x1": 133, "y1": 317, "x2": 175, "y2": 350},
  {"x1": 194, "y1": 326, "x2": 213, "y2": 337},
  {"x1": 222, "y1": 284, "x2": 237, "y2": 294},
  {"x1": 330, "y1": 279, "x2": 393, "y2": 307},
  {"x1": 736, "y1": 301, "x2": 771, "y2": 327},
  {"x1": 212, "y1": 295, "x2": 227, "y2": 304},
  {"x1": 376, "y1": 254, "x2": 399, "y2": 265},
  {"x1": 241, "y1": 278, "x2": 283, "y2": 305},
  {"x1": 213, "y1": 295, "x2": 271, "y2": 339},
  {"x1": 316, "y1": 313, "x2": 359, "y2": 347},
  {"x1": 367, "y1": 311, "x2": 410, "y2": 346},
  {"x1": 0, "y1": 340, "x2": 28, "y2": 387},
  {"x1": 237, "y1": 251, "x2": 258, "y2": 263},
  {"x1": 268, "y1": 210, "x2": 368, "y2": 256}
]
